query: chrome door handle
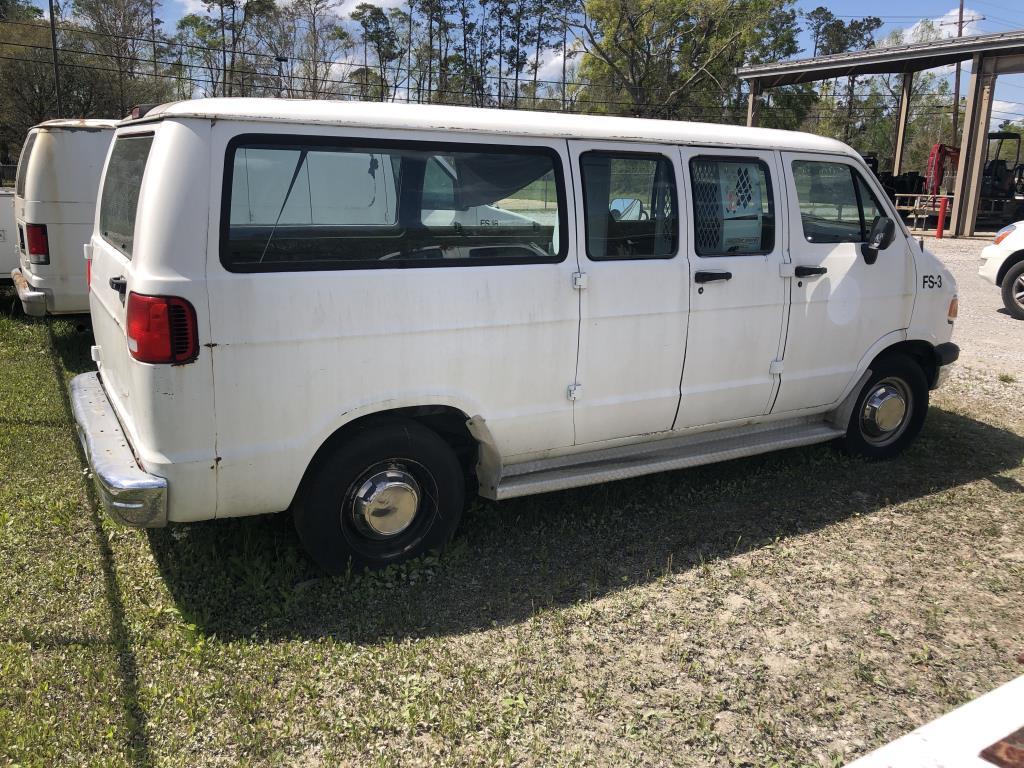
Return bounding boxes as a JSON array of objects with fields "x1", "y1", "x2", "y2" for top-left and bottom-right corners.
[{"x1": 693, "y1": 270, "x2": 732, "y2": 284}]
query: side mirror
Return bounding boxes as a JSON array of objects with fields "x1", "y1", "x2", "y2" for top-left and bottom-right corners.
[{"x1": 861, "y1": 216, "x2": 895, "y2": 264}]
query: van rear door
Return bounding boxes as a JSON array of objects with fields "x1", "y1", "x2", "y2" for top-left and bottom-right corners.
[{"x1": 89, "y1": 132, "x2": 155, "y2": 420}]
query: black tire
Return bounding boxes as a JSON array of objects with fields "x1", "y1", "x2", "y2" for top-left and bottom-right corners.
[
  {"x1": 1000, "y1": 260, "x2": 1024, "y2": 321},
  {"x1": 294, "y1": 419, "x2": 464, "y2": 574},
  {"x1": 840, "y1": 355, "x2": 929, "y2": 460}
]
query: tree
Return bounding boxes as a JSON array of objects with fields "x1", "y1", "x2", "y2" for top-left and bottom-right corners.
[
  {"x1": 352, "y1": 3, "x2": 401, "y2": 100},
  {"x1": 571, "y1": 0, "x2": 793, "y2": 120}
]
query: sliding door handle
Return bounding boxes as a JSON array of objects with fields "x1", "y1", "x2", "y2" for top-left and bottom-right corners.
[{"x1": 694, "y1": 270, "x2": 732, "y2": 284}]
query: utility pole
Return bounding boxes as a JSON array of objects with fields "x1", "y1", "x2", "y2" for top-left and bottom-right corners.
[
  {"x1": 47, "y1": 0, "x2": 62, "y2": 117},
  {"x1": 150, "y1": 0, "x2": 158, "y2": 77},
  {"x1": 951, "y1": 0, "x2": 964, "y2": 145},
  {"x1": 940, "y1": 5, "x2": 985, "y2": 145},
  {"x1": 276, "y1": 56, "x2": 288, "y2": 98}
]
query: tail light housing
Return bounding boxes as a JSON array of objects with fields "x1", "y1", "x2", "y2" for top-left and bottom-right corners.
[
  {"x1": 25, "y1": 224, "x2": 49, "y2": 265},
  {"x1": 948, "y1": 296, "x2": 958, "y2": 323},
  {"x1": 126, "y1": 293, "x2": 199, "y2": 364}
]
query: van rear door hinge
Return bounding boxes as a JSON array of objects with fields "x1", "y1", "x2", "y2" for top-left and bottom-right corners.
[
  {"x1": 567, "y1": 383, "x2": 583, "y2": 401},
  {"x1": 769, "y1": 359, "x2": 784, "y2": 376},
  {"x1": 572, "y1": 272, "x2": 588, "y2": 290}
]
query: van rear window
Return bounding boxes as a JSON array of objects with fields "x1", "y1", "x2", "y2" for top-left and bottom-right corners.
[
  {"x1": 221, "y1": 136, "x2": 566, "y2": 272},
  {"x1": 14, "y1": 132, "x2": 37, "y2": 198},
  {"x1": 99, "y1": 135, "x2": 154, "y2": 258}
]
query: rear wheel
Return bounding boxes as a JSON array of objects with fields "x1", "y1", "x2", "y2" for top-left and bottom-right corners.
[
  {"x1": 1000, "y1": 260, "x2": 1024, "y2": 320},
  {"x1": 294, "y1": 419, "x2": 464, "y2": 574},
  {"x1": 840, "y1": 355, "x2": 929, "y2": 460}
]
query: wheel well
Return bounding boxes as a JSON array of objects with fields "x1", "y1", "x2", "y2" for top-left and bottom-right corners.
[
  {"x1": 297, "y1": 406, "x2": 479, "y2": 505},
  {"x1": 874, "y1": 340, "x2": 937, "y2": 387},
  {"x1": 997, "y1": 250, "x2": 1024, "y2": 285}
]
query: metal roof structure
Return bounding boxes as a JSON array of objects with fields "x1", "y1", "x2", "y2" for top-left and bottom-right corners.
[{"x1": 737, "y1": 29, "x2": 1024, "y2": 88}]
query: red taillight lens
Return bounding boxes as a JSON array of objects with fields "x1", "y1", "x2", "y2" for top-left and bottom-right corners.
[
  {"x1": 26, "y1": 224, "x2": 49, "y2": 264},
  {"x1": 126, "y1": 293, "x2": 199, "y2": 364},
  {"x1": 85, "y1": 258, "x2": 91, "y2": 289}
]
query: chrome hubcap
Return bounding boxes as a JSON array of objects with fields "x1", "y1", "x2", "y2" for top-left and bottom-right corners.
[
  {"x1": 350, "y1": 467, "x2": 421, "y2": 539},
  {"x1": 860, "y1": 378, "x2": 911, "y2": 446},
  {"x1": 1014, "y1": 275, "x2": 1024, "y2": 308}
]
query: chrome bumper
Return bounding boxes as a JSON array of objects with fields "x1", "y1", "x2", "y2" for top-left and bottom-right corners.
[
  {"x1": 11, "y1": 268, "x2": 46, "y2": 317},
  {"x1": 70, "y1": 372, "x2": 168, "y2": 527}
]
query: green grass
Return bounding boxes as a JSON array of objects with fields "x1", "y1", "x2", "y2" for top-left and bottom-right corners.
[{"x1": 1, "y1": 285, "x2": 1023, "y2": 766}]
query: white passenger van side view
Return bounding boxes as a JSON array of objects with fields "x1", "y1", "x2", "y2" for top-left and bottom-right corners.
[
  {"x1": 72, "y1": 99, "x2": 960, "y2": 573},
  {"x1": 12, "y1": 119, "x2": 117, "y2": 316}
]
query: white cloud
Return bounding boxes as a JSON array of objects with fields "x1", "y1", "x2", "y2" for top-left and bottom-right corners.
[
  {"x1": 991, "y1": 99, "x2": 1024, "y2": 128},
  {"x1": 172, "y1": 0, "x2": 207, "y2": 16},
  {"x1": 902, "y1": 6, "x2": 984, "y2": 44},
  {"x1": 337, "y1": 0, "x2": 406, "y2": 17}
]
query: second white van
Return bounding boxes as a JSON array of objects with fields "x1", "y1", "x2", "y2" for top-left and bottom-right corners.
[
  {"x1": 72, "y1": 99, "x2": 959, "y2": 572},
  {"x1": 12, "y1": 119, "x2": 117, "y2": 315}
]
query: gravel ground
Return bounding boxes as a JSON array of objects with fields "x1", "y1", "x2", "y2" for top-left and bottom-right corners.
[{"x1": 925, "y1": 235, "x2": 1023, "y2": 375}]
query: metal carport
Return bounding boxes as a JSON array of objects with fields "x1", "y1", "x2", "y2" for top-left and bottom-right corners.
[{"x1": 737, "y1": 30, "x2": 1024, "y2": 236}]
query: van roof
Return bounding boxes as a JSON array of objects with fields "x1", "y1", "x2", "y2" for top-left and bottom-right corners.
[
  {"x1": 135, "y1": 98, "x2": 856, "y2": 156},
  {"x1": 34, "y1": 118, "x2": 120, "y2": 132}
]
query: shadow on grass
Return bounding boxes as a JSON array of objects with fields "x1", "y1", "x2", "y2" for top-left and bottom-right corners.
[{"x1": 146, "y1": 406, "x2": 1024, "y2": 645}]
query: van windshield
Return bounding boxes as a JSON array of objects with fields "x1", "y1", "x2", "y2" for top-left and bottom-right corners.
[
  {"x1": 14, "y1": 132, "x2": 37, "y2": 198},
  {"x1": 99, "y1": 135, "x2": 154, "y2": 258}
]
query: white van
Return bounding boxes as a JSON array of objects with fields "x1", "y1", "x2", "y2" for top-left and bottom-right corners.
[
  {"x1": 11, "y1": 119, "x2": 117, "y2": 315},
  {"x1": 72, "y1": 99, "x2": 960, "y2": 572},
  {"x1": 0, "y1": 188, "x2": 15, "y2": 278}
]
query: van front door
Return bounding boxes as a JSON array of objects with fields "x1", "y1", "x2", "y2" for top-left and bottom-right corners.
[
  {"x1": 675, "y1": 148, "x2": 788, "y2": 429},
  {"x1": 568, "y1": 141, "x2": 687, "y2": 445},
  {"x1": 774, "y1": 154, "x2": 914, "y2": 412}
]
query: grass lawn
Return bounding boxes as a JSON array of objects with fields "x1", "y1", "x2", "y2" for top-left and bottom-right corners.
[{"x1": 0, "y1": 284, "x2": 1022, "y2": 767}]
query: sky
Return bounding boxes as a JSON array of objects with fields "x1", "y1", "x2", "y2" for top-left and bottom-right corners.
[{"x1": 155, "y1": 0, "x2": 1024, "y2": 127}]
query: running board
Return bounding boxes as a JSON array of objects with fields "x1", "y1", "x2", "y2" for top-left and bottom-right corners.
[{"x1": 492, "y1": 417, "x2": 845, "y2": 500}]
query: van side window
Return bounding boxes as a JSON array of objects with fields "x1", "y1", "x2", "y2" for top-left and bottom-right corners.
[
  {"x1": 222, "y1": 138, "x2": 566, "y2": 272},
  {"x1": 580, "y1": 152, "x2": 677, "y2": 260},
  {"x1": 14, "y1": 132, "x2": 37, "y2": 198},
  {"x1": 792, "y1": 161, "x2": 884, "y2": 243},
  {"x1": 690, "y1": 157, "x2": 775, "y2": 256},
  {"x1": 99, "y1": 134, "x2": 154, "y2": 259}
]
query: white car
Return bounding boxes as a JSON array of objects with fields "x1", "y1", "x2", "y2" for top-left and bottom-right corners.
[
  {"x1": 979, "y1": 222, "x2": 1024, "y2": 319},
  {"x1": 72, "y1": 99, "x2": 959, "y2": 573}
]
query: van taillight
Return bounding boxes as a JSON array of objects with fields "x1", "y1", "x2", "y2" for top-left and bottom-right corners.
[
  {"x1": 126, "y1": 293, "x2": 199, "y2": 364},
  {"x1": 26, "y1": 224, "x2": 49, "y2": 264}
]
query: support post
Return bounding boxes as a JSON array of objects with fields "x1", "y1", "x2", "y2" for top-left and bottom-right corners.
[
  {"x1": 951, "y1": 56, "x2": 995, "y2": 237},
  {"x1": 892, "y1": 72, "x2": 913, "y2": 175},
  {"x1": 746, "y1": 81, "x2": 762, "y2": 127}
]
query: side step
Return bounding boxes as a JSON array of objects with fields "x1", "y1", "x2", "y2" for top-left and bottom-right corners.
[{"x1": 493, "y1": 417, "x2": 845, "y2": 500}]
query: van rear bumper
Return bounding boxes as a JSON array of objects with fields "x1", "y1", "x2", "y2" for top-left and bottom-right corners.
[
  {"x1": 70, "y1": 372, "x2": 168, "y2": 527},
  {"x1": 11, "y1": 268, "x2": 46, "y2": 317}
]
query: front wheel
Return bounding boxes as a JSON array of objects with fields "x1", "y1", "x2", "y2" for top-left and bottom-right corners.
[
  {"x1": 840, "y1": 355, "x2": 929, "y2": 460},
  {"x1": 294, "y1": 419, "x2": 465, "y2": 573},
  {"x1": 1001, "y1": 260, "x2": 1024, "y2": 320}
]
